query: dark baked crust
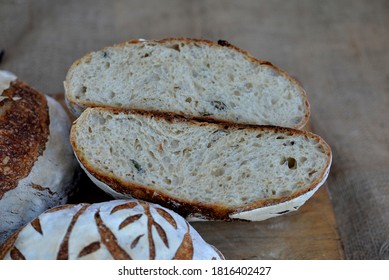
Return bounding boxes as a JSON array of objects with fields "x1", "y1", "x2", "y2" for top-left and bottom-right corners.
[
  {"x1": 71, "y1": 108, "x2": 331, "y2": 221},
  {"x1": 0, "y1": 80, "x2": 49, "y2": 199}
]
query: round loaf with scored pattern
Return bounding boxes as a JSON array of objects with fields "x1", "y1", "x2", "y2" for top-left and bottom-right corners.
[
  {"x1": 0, "y1": 199, "x2": 224, "y2": 260},
  {"x1": 0, "y1": 71, "x2": 79, "y2": 244}
]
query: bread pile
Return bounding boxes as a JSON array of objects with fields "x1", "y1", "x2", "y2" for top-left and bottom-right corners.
[
  {"x1": 0, "y1": 38, "x2": 332, "y2": 260},
  {"x1": 66, "y1": 38, "x2": 332, "y2": 221}
]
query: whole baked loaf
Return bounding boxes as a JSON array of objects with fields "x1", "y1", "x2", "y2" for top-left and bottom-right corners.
[
  {"x1": 70, "y1": 108, "x2": 332, "y2": 221},
  {"x1": 64, "y1": 38, "x2": 310, "y2": 129},
  {"x1": 0, "y1": 199, "x2": 224, "y2": 260},
  {"x1": 0, "y1": 71, "x2": 79, "y2": 244}
]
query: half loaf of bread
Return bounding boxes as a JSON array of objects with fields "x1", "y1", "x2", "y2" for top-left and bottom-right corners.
[
  {"x1": 0, "y1": 199, "x2": 224, "y2": 260},
  {"x1": 70, "y1": 108, "x2": 332, "y2": 221},
  {"x1": 64, "y1": 38, "x2": 310, "y2": 129}
]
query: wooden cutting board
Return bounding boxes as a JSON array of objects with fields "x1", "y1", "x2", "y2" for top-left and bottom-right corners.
[{"x1": 54, "y1": 95, "x2": 344, "y2": 260}]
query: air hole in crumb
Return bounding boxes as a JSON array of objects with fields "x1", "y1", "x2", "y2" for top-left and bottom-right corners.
[
  {"x1": 81, "y1": 86, "x2": 87, "y2": 94},
  {"x1": 164, "y1": 178, "x2": 172, "y2": 185},
  {"x1": 283, "y1": 140, "x2": 295, "y2": 146},
  {"x1": 308, "y1": 170, "x2": 317, "y2": 176},
  {"x1": 287, "y1": 157, "x2": 297, "y2": 169},
  {"x1": 280, "y1": 157, "x2": 297, "y2": 169},
  {"x1": 185, "y1": 97, "x2": 192, "y2": 103},
  {"x1": 105, "y1": 62, "x2": 110, "y2": 69},
  {"x1": 317, "y1": 145, "x2": 326, "y2": 153},
  {"x1": 88, "y1": 127, "x2": 92, "y2": 133},
  {"x1": 110, "y1": 91, "x2": 116, "y2": 98},
  {"x1": 300, "y1": 157, "x2": 307, "y2": 163},
  {"x1": 276, "y1": 136, "x2": 285, "y2": 139},
  {"x1": 211, "y1": 168, "x2": 225, "y2": 177},
  {"x1": 233, "y1": 90, "x2": 241, "y2": 96},
  {"x1": 134, "y1": 139, "x2": 141, "y2": 151},
  {"x1": 245, "y1": 82, "x2": 253, "y2": 89},
  {"x1": 256, "y1": 133, "x2": 263, "y2": 138},
  {"x1": 169, "y1": 44, "x2": 180, "y2": 52},
  {"x1": 271, "y1": 190, "x2": 276, "y2": 195}
]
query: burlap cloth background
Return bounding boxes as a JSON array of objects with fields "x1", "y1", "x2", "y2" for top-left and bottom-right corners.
[{"x1": 1, "y1": 0, "x2": 388, "y2": 259}]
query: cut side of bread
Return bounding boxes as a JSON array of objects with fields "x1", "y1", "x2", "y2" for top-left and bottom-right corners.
[
  {"x1": 65, "y1": 38, "x2": 310, "y2": 129},
  {"x1": 70, "y1": 108, "x2": 331, "y2": 221}
]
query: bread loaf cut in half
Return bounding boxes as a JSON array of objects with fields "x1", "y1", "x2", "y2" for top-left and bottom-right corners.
[
  {"x1": 64, "y1": 38, "x2": 310, "y2": 129},
  {"x1": 70, "y1": 108, "x2": 332, "y2": 221},
  {"x1": 0, "y1": 71, "x2": 79, "y2": 244},
  {"x1": 0, "y1": 199, "x2": 224, "y2": 260}
]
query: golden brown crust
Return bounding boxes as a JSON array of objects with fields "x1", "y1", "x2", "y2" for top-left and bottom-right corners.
[
  {"x1": 0, "y1": 81, "x2": 50, "y2": 199},
  {"x1": 71, "y1": 108, "x2": 331, "y2": 221},
  {"x1": 65, "y1": 38, "x2": 310, "y2": 129},
  {"x1": 0, "y1": 230, "x2": 20, "y2": 259}
]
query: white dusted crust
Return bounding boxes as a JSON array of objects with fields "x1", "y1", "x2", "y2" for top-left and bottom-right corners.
[
  {"x1": 75, "y1": 153, "x2": 129, "y2": 199},
  {"x1": 0, "y1": 96, "x2": 79, "y2": 244},
  {"x1": 0, "y1": 70, "x2": 17, "y2": 93},
  {"x1": 0, "y1": 199, "x2": 224, "y2": 260}
]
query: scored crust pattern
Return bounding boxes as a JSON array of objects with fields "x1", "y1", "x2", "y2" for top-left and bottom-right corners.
[{"x1": 0, "y1": 200, "x2": 223, "y2": 260}]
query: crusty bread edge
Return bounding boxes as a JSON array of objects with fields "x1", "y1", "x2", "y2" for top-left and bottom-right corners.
[
  {"x1": 70, "y1": 107, "x2": 331, "y2": 221},
  {"x1": 64, "y1": 38, "x2": 310, "y2": 129}
]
